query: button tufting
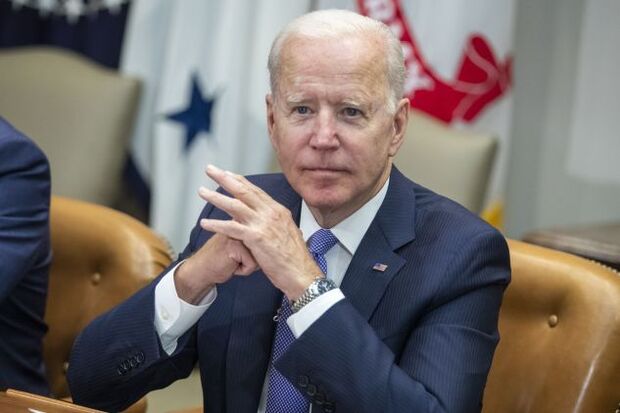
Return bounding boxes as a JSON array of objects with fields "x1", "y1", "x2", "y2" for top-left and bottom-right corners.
[
  {"x1": 548, "y1": 314, "x2": 559, "y2": 327},
  {"x1": 91, "y1": 272, "x2": 101, "y2": 285},
  {"x1": 62, "y1": 361, "x2": 69, "y2": 374}
]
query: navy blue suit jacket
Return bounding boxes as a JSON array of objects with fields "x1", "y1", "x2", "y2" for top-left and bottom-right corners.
[
  {"x1": 68, "y1": 167, "x2": 510, "y2": 413},
  {"x1": 0, "y1": 118, "x2": 51, "y2": 395}
]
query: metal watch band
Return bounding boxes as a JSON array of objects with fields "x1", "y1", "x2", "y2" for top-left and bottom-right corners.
[{"x1": 291, "y1": 277, "x2": 337, "y2": 313}]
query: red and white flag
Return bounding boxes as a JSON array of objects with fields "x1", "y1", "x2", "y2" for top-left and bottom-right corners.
[{"x1": 318, "y1": 0, "x2": 516, "y2": 226}]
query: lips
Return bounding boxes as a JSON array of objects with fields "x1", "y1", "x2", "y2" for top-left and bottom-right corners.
[{"x1": 304, "y1": 167, "x2": 347, "y2": 175}]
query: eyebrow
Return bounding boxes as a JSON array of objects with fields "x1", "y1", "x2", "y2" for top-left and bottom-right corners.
[
  {"x1": 284, "y1": 94, "x2": 310, "y2": 105},
  {"x1": 284, "y1": 94, "x2": 369, "y2": 108},
  {"x1": 341, "y1": 98, "x2": 365, "y2": 107}
]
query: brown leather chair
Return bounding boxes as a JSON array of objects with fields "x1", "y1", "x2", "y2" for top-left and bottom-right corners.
[
  {"x1": 44, "y1": 196, "x2": 173, "y2": 412},
  {"x1": 483, "y1": 240, "x2": 620, "y2": 412}
]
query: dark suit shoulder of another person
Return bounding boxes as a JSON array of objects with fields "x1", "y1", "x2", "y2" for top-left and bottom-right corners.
[{"x1": 0, "y1": 117, "x2": 51, "y2": 395}]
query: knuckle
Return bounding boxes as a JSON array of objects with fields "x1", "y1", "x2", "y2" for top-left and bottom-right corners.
[
  {"x1": 274, "y1": 205, "x2": 291, "y2": 220},
  {"x1": 236, "y1": 185, "x2": 251, "y2": 197},
  {"x1": 266, "y1": 209, "x2": 279, "y2": 221},
  {"x1": 247, "y1": 230, "x2": 263, "y2": 244}
]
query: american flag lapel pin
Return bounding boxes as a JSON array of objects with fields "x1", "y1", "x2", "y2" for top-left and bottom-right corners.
[{"x1": 372, "y1": 263, "x2": 388, "y2": 272}]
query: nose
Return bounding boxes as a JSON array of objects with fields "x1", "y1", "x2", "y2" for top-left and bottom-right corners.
[{"x1": 309, "y1": 109, "x2": 340, "y2": 150}]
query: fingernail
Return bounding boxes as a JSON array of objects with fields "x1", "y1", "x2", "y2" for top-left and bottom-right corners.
[{"x1": 198, "y1": 186, "x2": 208, "y2": 195}]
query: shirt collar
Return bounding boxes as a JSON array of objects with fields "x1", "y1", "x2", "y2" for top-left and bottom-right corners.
[{"x1": 300, "y1": 178, "x2": 390, "y2": 256}]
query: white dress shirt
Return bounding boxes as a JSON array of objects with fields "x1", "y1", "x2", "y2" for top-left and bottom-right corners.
[{"x1": 153, "y1": 178, "x2": 389, "y2": 412}]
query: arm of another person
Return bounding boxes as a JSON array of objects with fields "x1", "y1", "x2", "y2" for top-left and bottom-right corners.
[
  {"x1": 276, "y1": 229, "x2": 510, "y2": 413},
  {"x1": 0, "y1": 134, "x2": 50, "y2": 302}
]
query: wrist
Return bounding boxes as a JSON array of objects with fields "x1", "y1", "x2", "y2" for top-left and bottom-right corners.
[
  {"x1": 285, "y1": 272, "x2": 322, "y2": 302},
  {"x1": 290, "y1": 276, "x2": 337, "y2": 313},
  {"x1": 174, "y1": 261, "x2": 215, "y2": 305}
]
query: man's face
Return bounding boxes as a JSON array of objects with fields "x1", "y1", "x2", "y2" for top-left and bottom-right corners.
[{"x1": 267, "y1": 34, "x2": 409, "y2": 225}]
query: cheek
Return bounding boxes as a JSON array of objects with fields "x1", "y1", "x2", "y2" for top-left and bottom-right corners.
[{"x1": 346, "y1": 137, "x2": 387, "y2": 166}]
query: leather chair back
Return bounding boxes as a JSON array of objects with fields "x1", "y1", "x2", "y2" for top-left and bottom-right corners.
[
  {"x1": 396, "y1": 109, "x2": 497, "y2": 213},
  {"x1": 44, "y1": 196, "x2": 172, "y2": 400},
  {"x1": 483, "y1": 240, "x2": 620, "y2": 412},
  {"x1": 0, "y1": 47, "x2": 140, "y2": 209}
]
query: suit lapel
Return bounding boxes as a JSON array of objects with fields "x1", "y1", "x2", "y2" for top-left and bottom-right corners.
[
  {"x1": 225, "y1": 177, "x2": 302, "y2": 412},
  {"x1": 341, "y1": 168, "x2": 417, "y2": 321}
]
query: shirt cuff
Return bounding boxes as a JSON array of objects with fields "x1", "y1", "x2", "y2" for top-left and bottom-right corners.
[
  {"x1": 154, "y1": 261, "x2": 217, "y2": 355},
  {"x1": 287, "y1": 289, "x2": 345, "y2": 338}
]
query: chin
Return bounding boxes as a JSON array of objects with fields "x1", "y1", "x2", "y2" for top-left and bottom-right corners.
[{"x1": 299, "y1": 186, "x2": 350, "y2": 212}]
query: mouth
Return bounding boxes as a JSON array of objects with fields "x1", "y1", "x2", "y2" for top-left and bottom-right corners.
[{"x1": 304, "y1": 167, "x2": 347, "y2": 175}]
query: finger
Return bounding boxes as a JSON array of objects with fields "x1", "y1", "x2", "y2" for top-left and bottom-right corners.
[
  {"x1": 200, "y1": 218, "x2": 248, "y2": 241},
  {"x1": 205, "y1": 165, "x2": 270, "y2": 210},
  {"x1": 236, "y1": 261, "x2": 259, "y2": 276},
  {"x1": 198, "y1": 186, "x2": 253, "y2": 222},
  {"x1": 229, "y1": 173, "x2": 275, "y2": 205},
  {"x1": 233, "y1": 244, "x2": 259, "y2": 276}
]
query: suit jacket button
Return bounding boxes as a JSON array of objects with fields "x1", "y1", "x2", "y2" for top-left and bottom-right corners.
[
  {"x1": 136, "y1": 351, "x2": 145, "y2": 363},
  {"x1": 324, "y1": 401, "x2": 335, "y2": 413},
  {"x1": 297, "y1": 375, "x2": 309, "y2": 388},
  {"x1": 306, "y1": 384, "x2": 317, "y2": 397}
]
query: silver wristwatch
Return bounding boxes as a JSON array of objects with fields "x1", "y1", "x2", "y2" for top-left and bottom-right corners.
[{"x1": 291, "y1": 277, "x2": 337, "y2": 313}]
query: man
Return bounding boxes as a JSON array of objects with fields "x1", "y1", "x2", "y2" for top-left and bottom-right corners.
[
  {"x1": 68, "y1": 10, "x2": 510, "y2": 413},
  {"x1": 0, "y1": 117, "x2": 51, "y2": 395}
]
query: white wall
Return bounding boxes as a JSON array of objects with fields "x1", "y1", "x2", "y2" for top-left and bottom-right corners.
[{"x1": 505, "y1": 0, "x2": 620, "y2": 238}]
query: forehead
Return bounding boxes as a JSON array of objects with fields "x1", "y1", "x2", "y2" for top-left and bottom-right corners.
[{"x1": 277, "y1": 35, "x2": 388, "y2": 101}]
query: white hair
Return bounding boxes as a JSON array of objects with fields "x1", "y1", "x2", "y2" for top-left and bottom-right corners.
[{"x1": 267, "y1": 9, "x2": 405, "y2": 113}]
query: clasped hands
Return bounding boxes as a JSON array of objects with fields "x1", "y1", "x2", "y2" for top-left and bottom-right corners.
[{"x1": 174, "y1": 165, "x2": 323, "y2": 305}]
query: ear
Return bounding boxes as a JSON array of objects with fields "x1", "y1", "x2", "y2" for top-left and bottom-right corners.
[
  {"x1": 388, "y1": 98, "x2": 410, "y2": 157},
  {"x1": 266, "y1": 93, "x2": 276, "y2": 143}
]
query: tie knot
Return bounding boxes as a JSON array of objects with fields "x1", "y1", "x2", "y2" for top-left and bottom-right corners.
[{"x1": 308, "y1": 229, "x2": 338, "y2": 256}]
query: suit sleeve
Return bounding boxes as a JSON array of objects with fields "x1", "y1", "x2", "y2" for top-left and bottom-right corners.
[
  {"x1": 0, "y1": 136, "x2": 50, "y2": 302},
  {"x1": 276, "y1": 229, "x2": 510, "y2": 413},
  {"x1": 67, "y1": 203, "x2": 216, "y2": 412}
]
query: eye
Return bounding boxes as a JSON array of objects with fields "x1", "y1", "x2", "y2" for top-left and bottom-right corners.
[
  {"x1": 343, "y1": 107, "x2": 362, "y2": 117},
  {"x1": 294, "y1": 106, "x2": 310, "y2": 115}
]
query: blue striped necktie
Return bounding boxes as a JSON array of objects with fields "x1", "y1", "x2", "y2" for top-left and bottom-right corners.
[{"x1": 264, "y1": 229, "x2": 338, "y2": 413}]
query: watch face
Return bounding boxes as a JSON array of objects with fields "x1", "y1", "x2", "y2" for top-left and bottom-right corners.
[{"x1": 315, "y1": 278, "x2": 336, "y2": 294}]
